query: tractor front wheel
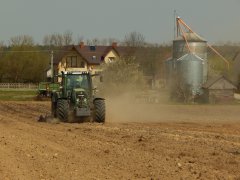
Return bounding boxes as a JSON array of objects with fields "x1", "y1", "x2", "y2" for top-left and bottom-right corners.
[{"x1": 56, "y1": 99, "x2": 69, "y2": 122}]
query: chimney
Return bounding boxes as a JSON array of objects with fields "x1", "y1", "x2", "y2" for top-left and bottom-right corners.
[
  {"x1": 112, "y1": 42, "x2": 117, "y2": 48},
  {"x1": 80, "y1": 41, "x2": 84, "y2": 48}
]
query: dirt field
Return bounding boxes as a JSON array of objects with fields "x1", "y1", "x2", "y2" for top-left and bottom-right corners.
[{"x1": 0, "y1": 100, "x2": 240, "y2": 180}]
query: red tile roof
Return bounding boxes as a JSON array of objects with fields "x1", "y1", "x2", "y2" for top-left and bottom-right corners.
[{"x1": 53, "y1": 45, "x2": 125, "y2": 65}]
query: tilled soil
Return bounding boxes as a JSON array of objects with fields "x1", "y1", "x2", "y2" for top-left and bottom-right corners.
[{"x1": 0, "y1": 101, "x2": 240, "y2": 180}]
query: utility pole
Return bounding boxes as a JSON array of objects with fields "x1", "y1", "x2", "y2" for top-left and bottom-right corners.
[
  {"x1": 174, "y1": 10, "x2": 176, "y2": 40},
  {"x1": 51, "y1": 50, "x2": 54, "y2": 82}
]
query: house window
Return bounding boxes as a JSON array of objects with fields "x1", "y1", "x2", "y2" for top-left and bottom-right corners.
[
  {"x1": 108, "y1": 57, "x2": 115, "y2": 62},
  {"x1": 101, "y1": 56, "x2": 104, "y2": 61},
  {"x1": 90, "y1": 46, "x2": 96, "y2": 51},
  {"x1": 79, "y1": 61, "x2": 85, "y2": 68},
  {"x1": 66, "y1": 56, "x2": 77, "y2": 67}
]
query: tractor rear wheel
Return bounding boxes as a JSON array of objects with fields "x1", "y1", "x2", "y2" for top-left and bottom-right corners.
[
  {"x1": 56, "y1": 99, "x2": 69, "y2": 122},
  {"x1": 93, "y1": 99, "x2": 105, "y2": 123}
]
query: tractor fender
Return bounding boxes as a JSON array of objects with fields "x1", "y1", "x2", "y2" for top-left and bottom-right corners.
[
  {"x1": 93, "y1": 97, "x2": 105, "y2": 102},
  {"x1": 51, "y1": 92, "x2": 62, "y2": 102}
]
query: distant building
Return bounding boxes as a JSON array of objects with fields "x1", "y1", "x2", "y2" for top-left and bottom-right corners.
[
  {"x1": 232, "y1": 51, "x2": 240, "y2": 86},
  {"x1": 203, "y1": 76, "x2": 237, "y2": 103},
  {"x1": 45, "y1": 42, "x2": 124, "y2": 82}
]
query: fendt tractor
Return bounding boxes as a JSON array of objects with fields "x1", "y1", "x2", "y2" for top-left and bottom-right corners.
[{"x1": 51, "y1": 71, "x2": 105, "y2": 123}]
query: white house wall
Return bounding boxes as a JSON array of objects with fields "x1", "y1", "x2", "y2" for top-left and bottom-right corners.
[{"x1": 104, "y1": 50, "x2": 119, "y2": 63}]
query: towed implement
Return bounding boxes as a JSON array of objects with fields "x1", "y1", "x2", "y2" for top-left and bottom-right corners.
[
  {"x1": 51, "y1": 71, "x2": 105, "y2": 123},
  {"x1": 38, "y1": 82, "x2": 60, "y2": 97}
]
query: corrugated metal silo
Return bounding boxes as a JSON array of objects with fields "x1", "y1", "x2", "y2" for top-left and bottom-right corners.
[
  {"x1": 164, "y1": 57, "x2": 175, "y2": 84},
  {"x1": 176, "y1": 53, "x2": 204, "y2": 95},
  {"x1": 173, "y1": 32, "x2": 207, "y2": 83}
]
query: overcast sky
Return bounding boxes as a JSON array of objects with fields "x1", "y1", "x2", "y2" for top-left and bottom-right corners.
[{"x1": 0, "y1": 0, "x2": 239, "y2": 44}]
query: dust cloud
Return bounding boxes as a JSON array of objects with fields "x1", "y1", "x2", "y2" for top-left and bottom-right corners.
[
  {"x1": 105, "y1": 92, "x2": 170, "y2": 123},
  {"x1": 105, "y1": 92, "x2": 240, "y2": 124}
]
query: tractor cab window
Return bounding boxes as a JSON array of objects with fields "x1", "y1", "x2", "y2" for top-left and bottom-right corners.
[{"x1": 66, "y1": 75, "x2": 90, "y2": 90}]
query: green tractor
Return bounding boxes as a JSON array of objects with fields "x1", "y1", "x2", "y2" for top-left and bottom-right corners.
[{"x1": 51, "y1": 71, "x2": 105, "y2": 123}]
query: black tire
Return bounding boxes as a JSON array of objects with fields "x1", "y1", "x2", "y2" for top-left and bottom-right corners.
[
  {"x1": 93, "y1": 99, "x2": 105, "y2": 123},
  {"x1": 56, "y1": 99, "x2": 69, "y2": 122},
  {"x1": 51, "y1": 101, "x2": 57, "y2": 118}
]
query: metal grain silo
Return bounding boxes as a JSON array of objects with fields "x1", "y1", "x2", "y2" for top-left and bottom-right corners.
[
  {"x1": 164, "y1": 57, "x2": 175, "y2": 84},
  {"x1": 173, "y1": 32, "x2": 207, "y2": 83},
  {"x1": 176, "y1": 53, "x2": 204, "y2": 95}
]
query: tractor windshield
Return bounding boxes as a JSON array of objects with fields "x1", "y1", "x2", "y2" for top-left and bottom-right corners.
[{"x1": 66, "y1": 74, "x2": 90, "y2": 90}]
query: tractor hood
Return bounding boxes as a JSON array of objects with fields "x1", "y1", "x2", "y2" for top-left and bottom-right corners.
[
  {"x1": 72, "y1": 88, "x2": 89, "y2": 108},
  {"x1": 73, "y1": 88, "x2": 86, "y2": 93},
  {"x1": 72, "y1": 88, "x2": 89, "y2": 98}
]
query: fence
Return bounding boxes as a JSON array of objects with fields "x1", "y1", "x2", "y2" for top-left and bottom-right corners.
[{"x1": 0, "y1": 83, "x2": 38, "y2": 89}]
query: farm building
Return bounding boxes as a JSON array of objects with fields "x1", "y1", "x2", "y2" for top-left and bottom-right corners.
[
  {"x1": 232, "y1": 51, "x2": 240, "y2": 86},
  {"x1": 203, "y1": 76, "x2": 237, "y2": 103},
  {"x1": 50, "y1": 42, "x2": 121, "y2": 78}
]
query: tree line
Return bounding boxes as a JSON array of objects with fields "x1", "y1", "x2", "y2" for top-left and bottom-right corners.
[
  {"x1": 0, "y1": 32, "x2": 172, "y2": 83},
  {"x1": 0, "y1": 31, "x2": 238, "y2": 84}
]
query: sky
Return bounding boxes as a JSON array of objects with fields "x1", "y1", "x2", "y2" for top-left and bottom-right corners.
[{"x1": 0, "y1": 0, "x2": 239, "y2": 45}]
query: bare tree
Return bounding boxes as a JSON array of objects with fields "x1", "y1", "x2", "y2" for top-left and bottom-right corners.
[
  {"x1": 43, "y1": 35, "x2": 51, "y2": 46},
  {"x1": 50, "y1": 33, "x2": 63, "y2": 46},
  {"x1": 92, "y1": 38, "x2": 100, "y2": 45},
  {"x1": 124, "y1": 31, "x2": 145, "y2": 47},
  {"x1": 107, "y1": 38, "x2": 119, "y2": 46},
  {"x1": 100, "y1": 38, "x2": 108, "y2": 46},
  {"x1": 9, "y1": 35, "x2": 34, "y2": 46},
  {"x1": 0, "y1": 41, "x2": 4, "y2": 49},
  {"x1": 86, "y1": 38, "x2": 101, "y2": 46},
  {"x1": 0, "y1": 41, "x2": 5, "y2": 81},
  {"x1": 77, "y1": 36, "x2": 85, "y2": 45},
  {"x1": 63, "y1": 30, "x2": 73, "y2": 45},
  {"x1": 86, "y1": 39, "x2": 91, "y2": 46},
  {"x1": 82, "y1": 37, "x2": 119, "y2": 46},
  {"x1": 43, "y1": 31, "x2": 73, "y2": 47}
]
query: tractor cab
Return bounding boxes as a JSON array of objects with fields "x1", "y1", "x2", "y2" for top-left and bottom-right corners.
[{"x1": 60, "y1": 72, "x2": 92, "y2": 98}]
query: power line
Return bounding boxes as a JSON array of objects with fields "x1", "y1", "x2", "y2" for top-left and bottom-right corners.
[{"x1": 0, "y1": 50, "x2": 72, "y2": 53}]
